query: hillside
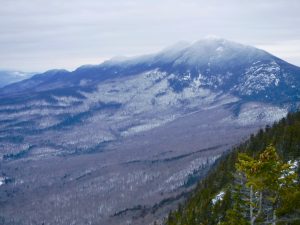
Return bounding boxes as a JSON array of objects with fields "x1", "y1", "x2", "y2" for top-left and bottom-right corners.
[
  {"x1": 166, "y1": 111, "x2": 300, "y2": 225},
  {"x1": 0, "y1": 38, "x2": 299, "y2": 225}
]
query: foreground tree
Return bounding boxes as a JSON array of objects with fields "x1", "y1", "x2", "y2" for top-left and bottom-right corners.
[{"x1": 234, "y1": 145, "x2": 298, "y2": 224}]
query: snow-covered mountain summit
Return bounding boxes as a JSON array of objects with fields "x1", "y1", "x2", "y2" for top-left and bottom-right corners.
[
  {"x1": 2, "y1": 38, "x2": 299, "y2": 105},
  {"x1": 101, "y1": 37, "x2": 269, "y2": 70}
]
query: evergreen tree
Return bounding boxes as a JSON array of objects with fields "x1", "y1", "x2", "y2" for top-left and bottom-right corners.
[{"x1": 235, "y1": 145, "x2": 298, "y2": 224}]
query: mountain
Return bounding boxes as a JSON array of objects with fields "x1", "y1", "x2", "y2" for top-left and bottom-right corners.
[
  {"x1": 0, "y1": 70, "x2": 34, "y2": 88},
  {"x1": 2, "y1": 37, "x2": 300, "y2": 106},
  {"x1": 166, "y1": 111, "x2": 300, "y2": 225},
  {"x1": 0, "y1": 38, "x2": 299, "y2": 225}
]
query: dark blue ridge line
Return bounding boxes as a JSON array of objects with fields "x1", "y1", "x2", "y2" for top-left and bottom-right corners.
[
  {"x1": 0, "y1": 119, "x2": 16, "y2": 125},
  {"x1": 65, "y1": 140, "x2": 113, "y2": 156},
  {"x1": 123, "y1": 144, "x2": 226, "y2": 166},
  {"x1": 0, "y1": 104, "x2": 71, "y2": 114},
  {"x1": 150, "y1": 191, "x2": 190, "y2": 214},
  {"x1": 3, "y1": 145, "x2": 35, "y2": 160},
  {"x1": 112, "y1": 205, "x2": 146, "y2": 217},
  {"x1": 0, "y1": 135, "x2": 24, "y2": 144},
  {"x1": 155, "y1": 91, "x2": 167, "y2": 98},
  {"x1": 4, "y1": 121, "x2": 35, "y2": 129},
  {"x1": 111, "y1": 191, "x2": 190, "y2": 218},
  {"x1": 75, "y1": 172, "x2": 92, "y2": 181}
]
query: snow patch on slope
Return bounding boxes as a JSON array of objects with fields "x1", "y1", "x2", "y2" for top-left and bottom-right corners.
[
  {"x1": 0, "y1": 177, "x2": 5, "y2": 186},
  {"x1": 235, "y1": 61, "x2": 281, "y2": 95},
  {"x1": 236, "y1": 102, "x2": 287, "y2": 125},
  {"x1": 212, "y1": 191, "x2": 225, "y2": 205}
]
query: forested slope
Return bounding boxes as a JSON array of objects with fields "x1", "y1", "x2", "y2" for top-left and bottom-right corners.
[{"x1": 166, "y1": 111, "x2": 300, "y2": 225}]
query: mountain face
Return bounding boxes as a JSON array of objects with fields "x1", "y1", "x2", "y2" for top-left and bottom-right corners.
[
  {"x1": 0, "y1": 38, "x2": 299, "y2": 225},
  {"x1": 0, "y1": 70, "x2": 33, "y2": 88}
]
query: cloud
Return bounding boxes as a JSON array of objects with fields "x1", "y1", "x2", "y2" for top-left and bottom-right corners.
[{"x1": 0, "y1": 0, "x2": 299, "y2": 71}]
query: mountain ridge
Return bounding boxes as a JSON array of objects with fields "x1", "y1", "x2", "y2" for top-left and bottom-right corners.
[{"x1": 1, "y1": 38, "x2": 299, "y2": 107}]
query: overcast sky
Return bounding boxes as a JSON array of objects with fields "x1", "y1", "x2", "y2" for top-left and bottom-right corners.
[{"x1": 1, "y1": 0, "x2": 300, "y2": 72}]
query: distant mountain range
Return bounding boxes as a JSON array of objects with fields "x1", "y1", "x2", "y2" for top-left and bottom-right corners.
[
  {"x1": 0, "y1": 70, "x2": 34, "y2": 88},
  {"x1": 0, "y1": 37, "x2": 299, "y2": 225}
]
